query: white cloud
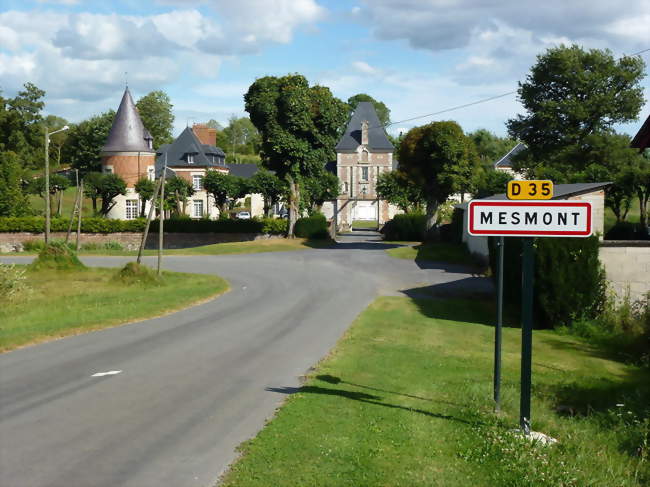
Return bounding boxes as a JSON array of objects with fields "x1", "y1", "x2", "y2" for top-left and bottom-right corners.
[{"x1": 351, "y1": 61, "x2": 379, "y2": 75}]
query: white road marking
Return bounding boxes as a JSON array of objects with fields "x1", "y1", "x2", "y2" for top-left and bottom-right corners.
[{"x1": 91, "y1": 370, "x2": 122, "y2": 377}]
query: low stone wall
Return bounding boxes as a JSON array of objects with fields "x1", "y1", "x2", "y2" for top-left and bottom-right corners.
[
  {"x1": 0, "y1": 232, "x2": 283, "y2": 252},
  {"x1": 599, "y1": 241, "x2": 650, "y2": 302}
]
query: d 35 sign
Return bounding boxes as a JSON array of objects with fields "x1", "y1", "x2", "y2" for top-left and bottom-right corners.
[{"x1": 507, "y1": 180, "x2": 553, "y2": 200}]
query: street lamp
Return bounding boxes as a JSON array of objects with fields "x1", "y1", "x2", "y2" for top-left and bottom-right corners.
[{"x1": 44, "y1": 125, "x2": 69, "y2": 244}]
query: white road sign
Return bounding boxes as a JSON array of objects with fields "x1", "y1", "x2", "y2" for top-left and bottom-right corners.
[{"x1": 468, "y1": 200, "x2": 592, "y2": 237}]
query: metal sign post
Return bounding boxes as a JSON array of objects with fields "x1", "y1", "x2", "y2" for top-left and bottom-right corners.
[
  {"x1": 494, "y1": 236, "x2": 504, "y2": 412},
  {"x1": 520, "y1": 237, "x2": 534, "y2": 433}
]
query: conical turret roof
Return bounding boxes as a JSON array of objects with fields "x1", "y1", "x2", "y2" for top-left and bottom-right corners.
[{"x1": 102, "y1": 88, "x2": 154, "y2": 153}]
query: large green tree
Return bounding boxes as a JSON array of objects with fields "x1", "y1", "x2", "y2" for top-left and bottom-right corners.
[
  {"x1": 507, "y1": 45, "x2": 646, "y2": 181},
  {"x1": 250, "y1": 169, "x2": 286, "y2": 217},
  {"x1": 165, "y1": 176, "x2": 195, "y2": 216},
  {"x1": 42, "y1": 115, "x2": 70, "y2": 167},
  {"x1": 468, "y1": 129, "x2": 517, "y2": 165},
  {"x1": 217, "y1": 116, "x2": 261, "y2": 159},
  {"x1": 347, "y1": 94, "x2": 391, "y2": 127},
  {"x1": 82, "y1": 173, "x2": 126, "y2": 217},
  {"x1": 0, "y1": 151, "x2": 30, "y2": 217},
  {"x1": 245, "y1": 74, "x2": 348, "y2": 236},
  {"x1": 399, "y1": 121, "x2": 478, "y2": 235},
  {"x1": 376, "y1": 170, "x2": 424, "y2": 213},
  {"x1": 136, "y1": 90, "x2": 174, "y2": 147},
  {"x1": 302, "y1": 169, "x2": 340, "y2": 213},
  {"x1": 134, "y1": 177, "x2": 156, "y2": 218},
  {"x1": 63, "y1": 110, "x2": 115, "y2": 175},
  {"x1": 204, "y1": 171, "x2": 248, "y2": 216}
]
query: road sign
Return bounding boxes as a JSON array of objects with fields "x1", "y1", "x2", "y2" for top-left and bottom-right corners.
[
  {"x1": 507, "y1": 180, "x2": 553, "y2": 200},
  {"x1": 468, "y1": 200, "x2": 592, "y2": 237}
]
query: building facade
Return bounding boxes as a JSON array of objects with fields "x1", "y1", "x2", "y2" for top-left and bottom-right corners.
[{"x1": 325, "y1": 102, "x2": 399, "y2": 231}]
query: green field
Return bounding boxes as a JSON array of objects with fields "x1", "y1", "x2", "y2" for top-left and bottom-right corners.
[
  {"x1": 352, "y1": 219, "x2": 379, "y2": 230},
  {"x1": 29, "y1": 186, "x2": 96, "y2": 218},
  {"x1": 221, "y1": 296, "x2": 649, "y2": 486},
  {"x1": 0, "y1": 265, "x2": 229, "y2": 352}
]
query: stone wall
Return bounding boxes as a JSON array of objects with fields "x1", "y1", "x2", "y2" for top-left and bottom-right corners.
[
  {"x1": 599, "y1": 241, "x2": 650, "y2": 302},
  {"x1": 0, "y1": 232, "x2": 283, "y2": 252}
]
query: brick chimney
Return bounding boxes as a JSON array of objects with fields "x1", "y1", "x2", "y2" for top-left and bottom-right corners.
[
  {"x1": 192, "y1": 123, "x2": 217, "y2": 146},
  {"x1": 361, "y1": 120, "x2": 369, "y2": 146}
]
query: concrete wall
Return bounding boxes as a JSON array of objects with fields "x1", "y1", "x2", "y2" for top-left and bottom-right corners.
[
  {"x1": 599, "y1": 241, "x2": 650, "y2": 302},
  {"x1": 0, "y1": 232, "x2": 284, "y2": 252}
]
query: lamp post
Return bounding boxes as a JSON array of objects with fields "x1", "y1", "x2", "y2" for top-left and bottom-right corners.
[{"x1": 44, "y1": 125, "x2": 69, "y2": 244}]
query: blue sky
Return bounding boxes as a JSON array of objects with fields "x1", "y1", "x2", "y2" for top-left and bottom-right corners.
[{"x1": 1, "y1": 0, "x2": 649, "y2": 139}]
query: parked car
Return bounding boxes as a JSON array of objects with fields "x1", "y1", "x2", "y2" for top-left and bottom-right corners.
[{"x1": 236, "y1": 211, "x2": 251, "y2": 220}]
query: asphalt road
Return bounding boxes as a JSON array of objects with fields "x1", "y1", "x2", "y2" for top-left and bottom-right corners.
[{"x1": 0, "y1": 233, "x2": 491, "y2": 487}]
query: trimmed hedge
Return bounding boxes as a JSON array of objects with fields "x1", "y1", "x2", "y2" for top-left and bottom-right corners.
[
  {"x1": 381, "y1": 213, "x2": 426, "y2": 241},
  {"x1": 294, "y1": 213, "x2": 329, "y2": 239},
  {"x1": 488, "y1": 235, "x2": 606, "y2": 328},
  {"x1": 0, "y1": 217, "x2": 288, "y2": 235}
]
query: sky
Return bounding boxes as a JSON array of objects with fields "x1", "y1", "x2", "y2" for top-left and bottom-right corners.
[{"x1": 1, "y1": 0, "x2": 649, "y2": 139}]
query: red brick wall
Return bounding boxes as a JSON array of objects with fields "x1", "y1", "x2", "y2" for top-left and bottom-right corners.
[
  {"x1": 192, "y1": 124, "x2": 217, "y2": 146},
  {"x1": 101, "y1": 154, "x2": 156, "y2": 187}
]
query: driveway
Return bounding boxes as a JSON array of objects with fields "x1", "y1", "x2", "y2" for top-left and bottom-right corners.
[{"x1": 0, "y1": 235, "x2": 491, "y2": 487}]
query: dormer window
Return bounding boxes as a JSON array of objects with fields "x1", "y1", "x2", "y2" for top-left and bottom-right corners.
[
  {"x1": 187, "y1": 153, "x2": 195, "y2": 164},
  {"x1": 361, "y1": 149, "x2": 369, "y2": 163},
  {"x1": 147, "y1": 138, "x2": 153, "y2": 150}
]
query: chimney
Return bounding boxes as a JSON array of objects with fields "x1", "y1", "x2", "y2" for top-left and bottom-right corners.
[
  {"x1": 192, "y1": 123, "x2": 217, "y2": 146},
  {"x1": 361, "y1": 120, "x2": 369, "y2": 146}
]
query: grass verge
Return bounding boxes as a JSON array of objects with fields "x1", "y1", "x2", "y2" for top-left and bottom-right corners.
[
  {"x1": 0, "y1": 265, "x2": 228, "y2": 352},
  {"x1": 386, "y1": 242, "x2": 475, "y2": 267},
  {"x1": 352, "y1": 220, "x2": 379, "y2": 230},
  {"x1": 220, "y1": 296, "x2": 649, "y2": 486}
]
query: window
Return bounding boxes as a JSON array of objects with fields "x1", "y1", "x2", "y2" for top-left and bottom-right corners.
[
  {"x1": 193, "y1": 200, "x2": 203, "y2": 218},
  {"x1": 147, "y1": 166, "x2": 155, "y2": 181},
  {"x1": 192, "y1": 175, "x2": 203, "y2": 191},
  {"x1": 361, "y1": 166, "x2": 369, "y2": 181},
  {"x1": 344, "y1": 181, "x2": 349, "y2": 194},
  {"x1": 361, "y1": 150, "x2": 369, "y2": 163},
  {"x1": 187, "y1": 153, "x2": 195, "y2": 164},
  {"x1": 104, "y1": 166, "x2": 113, "y2": 174},
  {"x1": 125, "y1": 200, "x2": 139, "y2": 220}
]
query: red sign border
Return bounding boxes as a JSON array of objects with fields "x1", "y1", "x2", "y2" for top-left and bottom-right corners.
[{"x1": 468, "y1": 200, "x2": 592, "y2": 237}]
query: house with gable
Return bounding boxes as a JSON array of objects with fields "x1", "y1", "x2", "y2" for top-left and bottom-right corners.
[{"x1": 324, "y1": 101, "x2": 400, "y2": 231}]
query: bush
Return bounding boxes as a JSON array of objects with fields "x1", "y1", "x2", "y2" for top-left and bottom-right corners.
[
  {"x1": 30, "y1": 242, "x2": 86, "y2": 271},
  {"x1": 381, "y1": 213, "x2": 426, "y2": 241},
  {"x1": 0, "y1": 263, "x2": 29, "y2": 302},
  {"x1": 113, "y1": 262, "x2": 162, "y2": 286},
  {"x1": 23, "y1": 240, "x2": 46, "y2": 252},
  {"x1": 0, "y1": 217, "x2": 146, "y2": 233},
  {"x1": 488, "y1": 235, "x2": 606, "y2": 328},
  {"x1": 605, "y1": 221, "x2": 649, "y2": 240},
  {"x1": 103, "y1": 241, "x2": 123, "y2": 251},
  {"x1": 294, "y1": 213, "x2": 329, "y2": 239}
]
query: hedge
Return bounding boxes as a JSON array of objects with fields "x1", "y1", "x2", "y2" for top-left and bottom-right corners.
[
  {"x1": 294, "y1": 213, "x2": 329, "y2": 239},
  {"x1": 605, "y1": 221, "x2": 649, "y2": 240},
  {"x1": 381, "y1": 213, "x2": 426, "y2": 241},
  {"x1": 0, "y1": 217, "x2": 288, "y2": 235},
  {"x1": 488, "y1": 235, "x2": 606, "y2": 328}
]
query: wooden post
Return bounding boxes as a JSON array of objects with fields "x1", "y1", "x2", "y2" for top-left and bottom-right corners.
[
  {"x1": 157, "y1": 159, "x2": 167, "y2": 276},
  {"x1": 137, "y1": 176, "x2": 163, "y2": 265},
  {"x1": 66, "y1": 170, "x2": 80, "y2": 243},
  {"x1": 76, "y1": 179, "x2": 84, "y2": 251}
]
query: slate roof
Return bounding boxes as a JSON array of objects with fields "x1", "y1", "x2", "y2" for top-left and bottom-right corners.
[
  {"x1": 631, "y1": 114, "x2": 650, "y2": 150},
  {"x1": 102, "y1": 88, "x2": 154, "y2": 153},
  {"x1": 335, "y1": 102, "x2": 394, "y2": 152},
  {"x1": 155, "y1": 126, "x2": 226, "y2": 173},
  {"x1": 227, "y1": 163, "x2": 260, "y2": 179},
  {"x1": 493, "y1": 142, "x2": 526, "y2": 168}
]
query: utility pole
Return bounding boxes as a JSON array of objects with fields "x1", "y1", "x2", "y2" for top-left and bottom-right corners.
[
  {"x1": 157, "y1": 156, "x2": 167, "y2": 276},
  {"x1": 76, "y1": 179, "x2": 83, "y2": 251},
  {"x1": 44, "y1": 125, "x2": 69, "y2": 244},
  {"x1": 137, "y1": 175, "x2": 163, "y2": 264},
  {"x1": 66, "y1": 169, "x2": 80, "y2": 244}
]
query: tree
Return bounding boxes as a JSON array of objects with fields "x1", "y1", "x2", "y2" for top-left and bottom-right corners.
[
  {"x1": 84, "y1": 173, "x2": 126, "y2": 217},
  {"x1": 218, "y1": 116, "x2": 261, "y2": 159},
  {"x1": 63, "y1": 111, "x2": 115, "y2": 175},
  {"x1": 376, "y1": 170, "x2": 424, "y2": 213},
  {"x1": 629, "y1": 150, "x2": 650, "y2": 230},
  {"x1": 165, "y1": 176, "x2": 195, "y2": 216},
  {"x1": 347, "y1": 94, "x2": 391, "y2": 127},
  {"x1": 205, "y1": 119, "x2": 223, "y2": 131},
  {"x1": 473, "y1": 168, "x2": 513, "y2": 199},
  {"x1": 468, "y1": 129, "x2": 517, "y2": 165},
  {"x1": 27, "y1": 173, "x2": 70, "y2": 216},
  {"x1": 507, "y1": 45, "x2": 646, "y2": 180},
  {"x1": 245, "y1": 74, "x2": 348, "y2": 236},
  {"x1": 398, "y1": 121, "x2": 477, "y2": 235},
  {"x1": 302, "y1": 169, "x2": 339, "y2": 213},
  {"x1": 0, "y1": 151, "x2": 30, "y2": 217},
  {"x1": 204, "y1": 171, "x2": 242, "y2": 216},
  {"x1": 134, "y1": 178, "x2": 156, "y2": 218},
  {"x1": 42, "y1": 115, "x2": 70, "y2": 167},
  {"x1": 250, "y1": 169, "x2": 285, "y2": 217},
  {"x1": 136, "y1": 90, "x2": 174, "y2": 147}
]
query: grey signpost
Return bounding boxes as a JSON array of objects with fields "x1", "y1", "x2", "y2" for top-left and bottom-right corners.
[{"x1": 468, "y1": 194, "x2": 592, "y2": 433}]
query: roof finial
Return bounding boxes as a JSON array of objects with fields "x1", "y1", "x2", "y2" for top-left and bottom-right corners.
[{"x1": 125, "y1": 71, "x2": 128, "y2": 89}]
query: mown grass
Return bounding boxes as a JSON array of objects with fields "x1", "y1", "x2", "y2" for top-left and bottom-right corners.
[
  {"x1": 29, "y1": 186, "x2": 96, "y2": 218},
  {"x1": 221, "y1": 296, "x2": 649, "y2": 487},
  {"x1": 0, "y1": 265, "x2": 229, "y2": 352},
  {"x1": 386, "y1": 242, "x2": 473, "y2": 266},
  {"x1": 352, "y1": 219, "x2": 379, "y2": 229}
]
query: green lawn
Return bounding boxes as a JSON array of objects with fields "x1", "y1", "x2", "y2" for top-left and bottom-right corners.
[
  {"x1": 0, "y1": 266, "x2": 229, "y2": 352},
  {"x1": 221, "y1": 296, "x2": 649, "y2": 486},
  {"x1": 386, "y1": 242, "x2": 475, "y2": 267},
  {"x1": 352, "y1": 219, "x2": 379, "y2": 229},
  {"x1": 29, "y1": 186, "x2": 96, "y2": 218}
]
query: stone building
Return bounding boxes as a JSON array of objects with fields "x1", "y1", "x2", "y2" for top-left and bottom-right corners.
[{"x1": 324, "y1": 102, "x2": 399, "y2": 231}]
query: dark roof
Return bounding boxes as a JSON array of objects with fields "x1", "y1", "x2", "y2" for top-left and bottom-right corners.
[
  {"x1": 456, "y1": 182, "x2": 612, "y2": 210},
  {"x1": 631, "y1": 114, "x2": 650, "y2": 150},
  {"x1": 494, "y1": 142, "x2": 525, "y2": 168},
  {"x1": 156, "y1": 126, "x2": 226, "y2": 170},
  {"x1": 336, "y1": 102, "x2": 394, "y2": 152},
  {"x1": 102, "y1": 88, "x2": 154, "y2": 153},
  {"x1": 227, "y1": 163, "x2": 260, "y2": 179}
]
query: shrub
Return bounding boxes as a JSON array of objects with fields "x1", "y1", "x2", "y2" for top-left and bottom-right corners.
[
  {"x1": 30, "y1": 242, "x2": 86, "y2": 271},
  {"x1": 103, "y1": 241, "x2": 123, "y2": 250},
  {"x1": 261, "y1": 218, "x2": 288, "y2": 235},
  {"x1": 0, "y1": 263, "x2": 29, "y2": 302},
  {"x1": 23, "y1": 240, "x2": 46, "y2": 252},
  {"x1": 381, "y1": 213, "x2": 426, "y2": 241},
  {"x1": 488, "y1": 235, "x2": 606, "y2": 328},
  {"x1": 294, "y1": 213, "x2": 329, "y2": 239},
  {"x1": 605, "y1": 221, "x2": 649, "y2": 240},
  {"x1": 113, "y1": 262, "x2": 162, "y2": 286}
]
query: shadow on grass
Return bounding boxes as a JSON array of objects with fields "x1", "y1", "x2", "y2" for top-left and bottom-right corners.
[{"x1": 266, "y1": 385, "x2": 480, "y2": 426}]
